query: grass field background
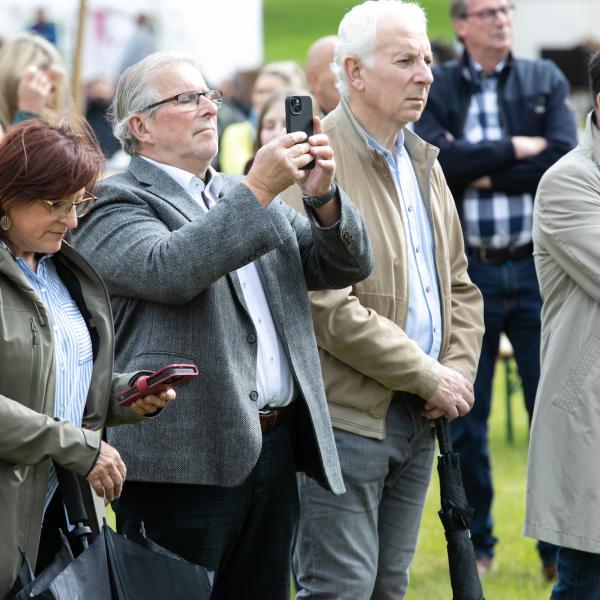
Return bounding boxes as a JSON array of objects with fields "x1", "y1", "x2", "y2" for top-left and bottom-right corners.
[
  {"x1": 405, "y1": 360, "x2": 553, "y2": 600},
  {"x1": 263, "y1": 0, "x2": 454, "y2": 63}
]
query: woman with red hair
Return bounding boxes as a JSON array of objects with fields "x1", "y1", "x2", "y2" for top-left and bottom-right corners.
[{"x1": 0, "y1": 119, "x2": 175, "y2": 595}]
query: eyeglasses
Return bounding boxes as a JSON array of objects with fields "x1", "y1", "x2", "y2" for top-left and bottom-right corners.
[
  {"x1": 461, "y1": 4, "x2": 514, "y2": 21},
  {"x1": 39, "y1": 193, "x2": 97, "y2": 218},
  {"x1": 142, "y1": 90, "x2": 223, "y2": 112}
]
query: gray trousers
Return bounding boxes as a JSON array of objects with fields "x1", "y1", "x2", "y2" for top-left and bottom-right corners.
[{"x1": 293, "y1": 394, "x2": 435, "y2": 599}]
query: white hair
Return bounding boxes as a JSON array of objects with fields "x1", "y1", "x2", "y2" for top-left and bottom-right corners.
[
  {"x1": 333, "y1": 0, "x2": 428, "y2": 97},
  {"x1": 111, "y1": 52, "x2": 201, "y2": 155}
]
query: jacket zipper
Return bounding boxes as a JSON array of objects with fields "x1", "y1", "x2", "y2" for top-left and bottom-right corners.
[{"x1": 30, "y1": 317, "x2": 38, "y2": 347}]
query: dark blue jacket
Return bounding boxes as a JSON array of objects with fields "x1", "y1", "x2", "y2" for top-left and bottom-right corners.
[{"x1": 414, "y1": 53, "x2": 578, "y2": 212}]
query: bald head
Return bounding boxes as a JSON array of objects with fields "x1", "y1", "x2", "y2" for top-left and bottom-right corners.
[{"x1": 305, "y1": 35, "x2": 340, "y2": 114}]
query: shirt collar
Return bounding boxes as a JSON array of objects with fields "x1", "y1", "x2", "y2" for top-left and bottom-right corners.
[
  {"x1": 140, "y1": 155, "x2": 223, "y2": 200},
  {"x1": 358, "y1": 122, "x2": 404, "y2": 167},
  {"x1": 464, "y1": 55, "x2": 507, "y2": 83}
]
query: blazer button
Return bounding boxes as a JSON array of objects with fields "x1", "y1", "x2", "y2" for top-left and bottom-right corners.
[
  {"x1": 247, "y1": 334, "x2": 257, "y2": 344},
  {"x1": 249, "y1": 390, "x2": 259, "y2": 402}
]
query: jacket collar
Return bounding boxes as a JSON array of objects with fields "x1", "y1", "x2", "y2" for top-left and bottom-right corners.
[
  {"x1": 336, "y1": 96, "x2": 438, "y2": 167},
  {"x1": 331, "y1": 96, "x2": 440, "y2": 210},
  {"x1": 581, "y1": 110, "x2": 600, "y2": 169}
]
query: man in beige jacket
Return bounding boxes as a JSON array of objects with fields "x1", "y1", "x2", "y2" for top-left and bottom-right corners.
[
  {"x1": 292, "y1": 2, "x2": 484, "y2": 599},
  {"x1": 525, "y1": 51, "x2": 600, "y2": 597}
]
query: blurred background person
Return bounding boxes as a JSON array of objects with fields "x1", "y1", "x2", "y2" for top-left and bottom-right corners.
[
  {"x1": 415, "y1": 0, "x2": 578, "y2": 579},
  {"x1": 305, "y1": 35, "x2": 340, "y2": 115},
  {"x1": 118, "y1": 14, "x2": 158, "y2": 75},
  {"x1": 0, "y1": 33, "x2": 70, "y2": 129},
  {"x1": 219, "y1": 60, "x2": 306, "y2": 173},
  {"x1": 525, "y1": 50, "x2": 600, "y2": 600},
  {"x1": 85, "y1": 75, "x2": 120, "y2": 159},
  {"x1": 28, "y1": 8, "x2": 57, "y2": 46},
  {"x1": 244, "y1": 87, "x2": 316, "y2": 209},
  {"x1": 0, "y1": 119, "x2": 175, "y2": 596}
]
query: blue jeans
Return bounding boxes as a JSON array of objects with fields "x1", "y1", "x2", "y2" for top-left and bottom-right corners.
[
  {"x1": 451, "y1": 256, "x2": 556, "y2": 564},
  {"x1": 551, "y1": 547, "x2": 600, "y2": 599},
  {"x1": 293, "y1": 394, "x2": 435, "y2": 599}
]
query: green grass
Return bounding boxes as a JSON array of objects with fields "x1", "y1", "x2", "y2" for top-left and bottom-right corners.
[
  {"x1": 406, "y1": 360, "x2": 553, "y2": 600},
  {"x1": 263, "y1": 0, "x2": 454, "y2": 64}
]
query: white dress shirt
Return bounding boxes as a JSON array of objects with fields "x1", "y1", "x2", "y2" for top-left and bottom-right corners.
[{"x1": 141, "y1": 156, "x2": 295, "y2": 408}]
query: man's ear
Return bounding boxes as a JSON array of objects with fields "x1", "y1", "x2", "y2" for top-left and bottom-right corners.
[
  {"x1": 596, "y1": 92, "x2": 600, "y2": 114},
  {"x1": 127, "y1": 114, "x2": 153, "y2": 145},
  {"x1": 344, "y1": 56, "x2": 365, "y2": 92}
]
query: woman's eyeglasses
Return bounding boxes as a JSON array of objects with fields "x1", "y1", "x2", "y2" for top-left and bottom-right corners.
[{"x1": 39, "y1": 193, "x2": 97, "y2": 218}]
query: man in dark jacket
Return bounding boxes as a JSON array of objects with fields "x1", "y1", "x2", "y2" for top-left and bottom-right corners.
[{"x1": 415, "y1": 0, "x2": 577, "y2": 579}]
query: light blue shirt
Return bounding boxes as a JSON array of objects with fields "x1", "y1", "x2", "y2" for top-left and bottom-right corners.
[
  {"x1": 362, "y1": 128, "x2": 442, "y2": 359},
  {"x1": 5, "y1": 246, "x2": 94, "y2": 510}
]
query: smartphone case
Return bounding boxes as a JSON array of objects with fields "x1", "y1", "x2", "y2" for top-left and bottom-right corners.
[
  {"x1": 285, "y1": 95, "x2": 315, "y2": 170},
  {"x1": 117, "y1": 363, "x2": 199, "y2": 406}
]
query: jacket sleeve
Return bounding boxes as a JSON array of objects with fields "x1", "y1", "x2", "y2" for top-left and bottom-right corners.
[
  {"x1": 0, "y1": 396, "x2": 100, "y2": 476},
  {"x1": 276, "y1": 186, "x2": 373, "y2": 291},
  {"x1": 489, "y1": 66, "x2": 578, "y2": 195},
  {"x1": 434, "y1": 165, "x2": 485, "y2": 381},
  {"x1": 535, "y1": 158, "x2": 600, "y2": 302},
  {"x1": 74, "y1": 178, "x2": 372, "y2": 304},
  {"x1": 310, "y1": 287, "x2": 444, "y2": 401},
  {"x1": 415, "y1": 77, "x2": 516, "y2": 188}
]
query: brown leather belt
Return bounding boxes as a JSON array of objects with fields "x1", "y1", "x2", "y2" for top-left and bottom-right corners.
[
  {"x1": 259, "y1": 404, "x2": 293, "y2": 434},
  {"x1": 466, "y1": 242, "x2": 533, "y2": 265}
]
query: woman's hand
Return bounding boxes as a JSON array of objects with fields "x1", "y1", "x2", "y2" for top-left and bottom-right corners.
[
  {"x1": 85, "y1": 440, "x2": 126, "y2": 501},
  {"x1": 128, "y1": 386, "x2": 176, "y2": 416},
  {"x1": 17, "y1": 66, "x2": 54, "y2": 114}
]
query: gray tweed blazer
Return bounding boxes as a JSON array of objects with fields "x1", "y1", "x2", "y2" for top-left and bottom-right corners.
[{"x1": 73, "y1": 156, "x2": 372, "y2": 494}]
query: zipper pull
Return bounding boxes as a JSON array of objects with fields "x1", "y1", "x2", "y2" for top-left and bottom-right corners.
[{"x1": 30, "y1": 317, "x2": 38, "y2": 347}]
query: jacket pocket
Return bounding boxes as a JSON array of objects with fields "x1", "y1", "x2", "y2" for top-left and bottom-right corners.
[{"x1": 554, "y1": 335, "x2": 600, "y2": 413}]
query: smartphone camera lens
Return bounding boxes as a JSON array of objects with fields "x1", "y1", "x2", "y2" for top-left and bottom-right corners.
[{"x1": 291, "y1": 96, "x2": 302, "y2": 114}]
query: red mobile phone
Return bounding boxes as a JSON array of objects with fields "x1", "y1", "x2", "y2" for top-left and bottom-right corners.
[{"x1": 117, "y1": 363, "x2": 198, "y2": 406}]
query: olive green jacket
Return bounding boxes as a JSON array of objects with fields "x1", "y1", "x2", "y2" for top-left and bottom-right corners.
[{"x1": 0, "y1": 242, "x2": 140, "y2": 595}]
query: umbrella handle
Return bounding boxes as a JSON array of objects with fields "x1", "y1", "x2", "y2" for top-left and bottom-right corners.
[{"x1": 435, "y1": 417, "x2": 454, "y2": 455}]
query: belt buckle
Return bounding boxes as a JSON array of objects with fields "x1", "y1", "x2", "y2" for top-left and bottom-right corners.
[{"x1": 478, "y1": 247, "x2": 490, "y2": 263}]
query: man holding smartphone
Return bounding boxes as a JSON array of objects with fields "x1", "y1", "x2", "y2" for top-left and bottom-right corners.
[
  {"x1": 72, "y1": 52, "x2": 372, "y2": 600},
  {"x1": 292, "y1": 2, "x2": 484, "y2": 598}
]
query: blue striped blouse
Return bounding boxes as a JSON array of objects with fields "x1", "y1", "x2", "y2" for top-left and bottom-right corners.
[{"x1": 8, "y1": 249, "x2": 94, "y2": 510}]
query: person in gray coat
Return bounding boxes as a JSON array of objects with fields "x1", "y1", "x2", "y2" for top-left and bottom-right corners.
[
  {"x1": 525, "y1": 51, "x2": 600, "y2": 598},
  {"x1": 72, "y1": 51, "x2": 372, "y2": 600}
]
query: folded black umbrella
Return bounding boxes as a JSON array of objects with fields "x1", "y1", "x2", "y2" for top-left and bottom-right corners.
[
  {"x1": 435, "y1": 418, "x2": 485, "y2": 600},
  {"x1": 7, "y1": 467, "x2": 211, "y2": 600}
]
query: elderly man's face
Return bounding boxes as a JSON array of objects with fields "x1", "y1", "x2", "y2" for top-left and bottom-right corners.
[
  {"x1": 143, "y1": 63, "x2": 219, "y2": 172},
  {"x1": 361, "y1": 18, "x2": 433, "y2": 128},
  {"x1": 454, "y1": 0, "x2": 513, "y2": 58}
]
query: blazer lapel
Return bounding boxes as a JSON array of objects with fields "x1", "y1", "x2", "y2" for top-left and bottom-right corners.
[{"x1": 128, "y1": 155, "x2": 202, "y2": 222}]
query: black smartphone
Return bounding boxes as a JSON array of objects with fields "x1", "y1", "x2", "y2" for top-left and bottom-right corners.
[{"x1": 285, "y1": 95, "x2": 315, "y2": 170}]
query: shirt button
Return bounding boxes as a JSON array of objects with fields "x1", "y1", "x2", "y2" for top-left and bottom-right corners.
[
  {"x1": 408, "y1": 206, "x2": 413, "y2": 212},
  {"x1": 426, "y1": 286, "x2": 431, "y2": 293},
  {"x1": 415, "y1": 247, "x2": 420, "y2": 253},
  {"x1": 249, "y1": 390, "x2": 259, "y2": 402},
  {"x1": 247, "y1": 334, "x2": 256, "y2": 344}
]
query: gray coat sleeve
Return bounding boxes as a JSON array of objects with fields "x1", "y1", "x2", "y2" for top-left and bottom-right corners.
[{"x1": 74, "y1": 173, "x2": 372, "y2": 303}]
